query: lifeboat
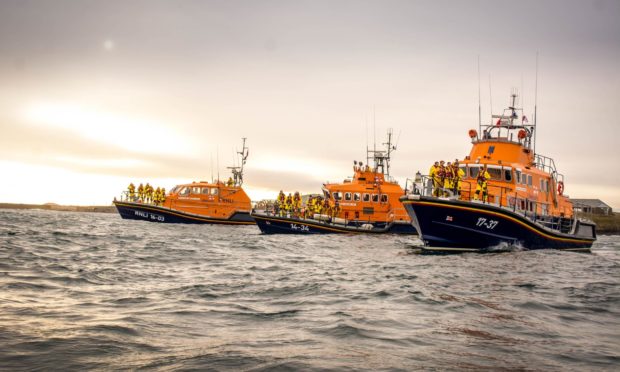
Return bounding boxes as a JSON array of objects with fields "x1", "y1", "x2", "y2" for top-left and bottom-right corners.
[
  {"x1": 400, "y1": 93, "x2": 596, "y2": 253},
  {"x1": 252, "y1": 130, "x2": 417, "y2": 234},
  {"x1": 113, "y1": 138, "x2": 254, "y2": 225}
]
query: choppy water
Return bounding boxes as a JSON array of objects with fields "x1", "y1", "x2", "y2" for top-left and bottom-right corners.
[{"x1": 1, "y1": 209, "x2": 619, "y2": 371}]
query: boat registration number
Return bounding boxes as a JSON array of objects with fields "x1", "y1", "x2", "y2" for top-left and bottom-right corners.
[
  {"x1": 135, "y1": 210, "x2": 165, "y2": 222},
  {"x1": 476, "y1": 217, "x2": 498, "y2": 229},
  {"x1": 290, "y1": 223, "x2": 310, "y2": 232}
]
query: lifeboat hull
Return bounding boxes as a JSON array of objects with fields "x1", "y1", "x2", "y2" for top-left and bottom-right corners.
[
  {"x1": 251, "y1": 212, "x2": 416, "y2": 234},
  {"x1": 400, "y1": 195, "x2": 596, "y2": 253},
  {"x1": 114, "y1": 201, "x2": 254, "y2": 225}
]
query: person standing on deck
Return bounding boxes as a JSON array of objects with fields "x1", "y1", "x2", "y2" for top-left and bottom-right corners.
[
  {"x1": 438, "y1": 161, "x2": 446, "y2": 197},
  {"x1": 137, "y1": 183, "x2": 144, "y2": 202},
  {"x1": 453, "y1": 160, "x2": 465, "y2": 197},
  {"x1": 429, "y1": 161, "x2": 440, "y2": 197},
  {"x1": 444, "y1": 162, "x2": 454, "y2": 197},
  {"x1": 127, "y1": 183, "x2": 135, "y2": 201},
  {"x1": 475, "y1": 164, "x2": 491, "y2": 202}
]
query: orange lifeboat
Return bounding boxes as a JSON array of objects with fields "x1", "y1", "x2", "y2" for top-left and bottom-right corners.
[
  {"x1": 252, "y1": 130, "x2": 416, "y2": 234},
  {"x1": 113, "y1": 138, "x2": 254, "y2": 224},
  {"x1": 401, "y1": 92, "x2": 596, "y2": 252}
]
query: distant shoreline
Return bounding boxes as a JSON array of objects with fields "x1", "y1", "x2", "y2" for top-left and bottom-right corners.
[
  {"x1": 0, "y1": 203, "x2": 617, "y2": 234},
  {"x1": 0, "y1": 203, "x2": 116, "y2": 213}
]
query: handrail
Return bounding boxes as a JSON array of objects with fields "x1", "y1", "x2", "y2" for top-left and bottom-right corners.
[{"x1": 408, "y1": 174, "x2": 575, "y2": 234}]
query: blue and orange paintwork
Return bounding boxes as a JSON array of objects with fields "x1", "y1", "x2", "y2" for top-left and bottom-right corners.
[{"x1": 401, "y1": 93, "x2": 596, "y2": 253}]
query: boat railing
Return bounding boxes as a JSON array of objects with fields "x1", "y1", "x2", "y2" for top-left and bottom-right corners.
[
  {"x1": 411, "y1": 175, "x2": 574, "y2": 234},
  {"x1": 118, "y1": 191, "x2": 167, "y2": 207},
  {"x1": 263, "y1": 205, "x2": 397, "y2": 227}
]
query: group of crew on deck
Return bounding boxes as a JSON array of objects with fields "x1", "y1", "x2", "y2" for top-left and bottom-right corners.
[
  {"x1": 274, "y1": 191, "x2": 339, "y2": 218},
  {"x1": 429, "y1": 160, "x2": 491, "y2": 202},
  {"x1": 126, "y1": 183, "x2": 167, "y2": 205}
]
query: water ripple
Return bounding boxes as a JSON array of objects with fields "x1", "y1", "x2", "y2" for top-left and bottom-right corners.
[{"x1": 0, "y1": 209, "x2": 618, "y2": 370}]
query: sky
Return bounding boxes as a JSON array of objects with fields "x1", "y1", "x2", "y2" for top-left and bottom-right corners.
[{"x1": 1, "y1": 0, "x2": 619, "y2": 208}]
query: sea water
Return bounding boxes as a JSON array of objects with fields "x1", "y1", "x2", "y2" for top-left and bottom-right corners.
[{"x1": 1, "y1": 209, "x2": 618, "y2": 370}]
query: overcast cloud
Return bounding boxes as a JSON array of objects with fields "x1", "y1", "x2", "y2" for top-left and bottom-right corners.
[{"x1": 1, "y1": 0, "x2": 619, "y2": 207}]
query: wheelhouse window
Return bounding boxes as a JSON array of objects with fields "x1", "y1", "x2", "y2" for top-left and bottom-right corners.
[
  {"x1": 487, "y1": 168, "x2": 502, "y2": 180},
  {"x1": 191, "y1": 187, "x2": 201, "y2": 194},
  {"x1": 372, "y1": 194, "x2": 379, "y2": 202},
  {"x1": 504, "y1": 169, "x2": 512, "y2": 182},
  {"x1": 459, "y1": 166, "x2": 467, "y2": 178},
  {"x1": 201, "y1": 187, "x2": 210, "y2": 194},
  {"x1": 333, "y1": 192, "x2": 342, "y2": 200},
  {"x1": 470, "y1": 167, "x2": 479, "y2": 179},
  {"x1": 381, "y1": 194, "x2": 388, "y2": 203},
  {"x1": 353, "y1": 193, "x2": 361, "y2": 201},
  {"x1": 179, "y1": 187, "x2": 189, "y2": 195},
  {"x1": 344, "y1": 192, "x2": 352, "y2": 201},
  {"x1": 362, "y1": 193, "x2": 370, "y2": 202}
]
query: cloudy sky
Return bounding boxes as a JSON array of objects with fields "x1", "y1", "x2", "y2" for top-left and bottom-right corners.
[{"x1": 1, "y1": 0, "x2": 619, "y2": 208}]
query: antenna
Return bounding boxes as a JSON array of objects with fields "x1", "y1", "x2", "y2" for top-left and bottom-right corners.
[
  {"x1": 210, "y1": 152, "x2": 213, "y2": 183},
  {"x1": 521, "y1": 73, "x2": 524, "y2": 110},
  {"x1": 373, "y1": 105, "x2": 376, "y2": 166},
  {"x1": 383, "y1": 128, "x2": 394, "y2": 178},
  {"x1": 478, "y1": 55, "x2": 481, "y2": 128},
  {"x1": 216, "y1": 146, "x2": 220, "y2": 183},
  {"x1": 365, "y1": 115, "x2": 369, "y2": 166},
  {"x1": 488, "y1": 74, "x2": 493, "y2": 126},
  {"x1": 534, "y1": 52, "x2": 539, "y2": 154},
  {"x1": 226, "y1": 137, "x2": 249, "y2": 186}
]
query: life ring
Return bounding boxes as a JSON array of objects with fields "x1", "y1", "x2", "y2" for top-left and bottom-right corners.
[
  {"x1": 468, "y1": 129, "x2": 477, "y2": 138},
  {"x1": 557, "y1": 181, "x2": 564, "y2": 196},
  {"x1": 518, "y1": 129, "x2": 527, "y2": 139}
]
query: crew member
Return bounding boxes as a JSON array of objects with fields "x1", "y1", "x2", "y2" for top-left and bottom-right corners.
[
  {"x1": 145, "y1": 183, "x2": 153, "y2": 203},
  {"x1": 227, "y1": 177, "x2": 234, "y2": 187},
  {"x1": 453, "y1": 160, "x2": 465, "y2": 197},
  {"x1": 294, "y1": 192, "x2": 301, "y2": 211},
  {"x1": 435, "y1": 161, "x2": 446, "y2": 197},
  {"x1": 276, "y1": 190, "x2": 285, "y2": 216},
  {"x1": 474, "y1": 164, "x2": 491, "y2": 202},
  {"x1": 443, "y1": 161, "x2": 454, "y2": 197},
  {"x1": 128, "y1": 183, "x2": 135, "y2": 201},
  {"x1": 429, "y1": 161, "x2": 440, "y2": 197},
  {"x1": 138, "y1": 183, "x2": 144, "y2": 202},
  {"x1": 285, "y1": 193, "x2": 293, "y2": 213}
]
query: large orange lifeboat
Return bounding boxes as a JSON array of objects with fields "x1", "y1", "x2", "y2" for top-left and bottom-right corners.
[
  {"x1": 252, "y1": 130, "x2": 416, "y2": 234},
  {"x1": 401, "y1": 92, "x2": 596, "y2": 252},
  {"x1": 113, "y1": 138, "x2": 254, "y2": 224}
]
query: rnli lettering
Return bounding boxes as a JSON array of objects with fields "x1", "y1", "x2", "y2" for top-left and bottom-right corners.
[
  {"x1": 134, "y1": 210, "x2": 165, "y2": 222},
  {"x1": 135, "y1": 211, "x2": 149, "y2": 218}
]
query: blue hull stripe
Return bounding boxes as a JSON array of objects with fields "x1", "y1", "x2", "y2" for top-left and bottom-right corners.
[{"x1": 114, "y1": 202, "x2": 254, "y2": 225}]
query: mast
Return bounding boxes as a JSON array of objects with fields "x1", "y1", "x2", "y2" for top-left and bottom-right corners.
[
  {"x1": 534, "y1": 52, "x2": 539, "y2": 154},
  {"x1": 226, "y1": 137, "x2": 249, "y2": 186},
  {"x1": 366, "y1": 128, "x2": 395, "y2": 178},
  {"x1": 478, "y1": 56, "x2": 481, "y2": 129}
]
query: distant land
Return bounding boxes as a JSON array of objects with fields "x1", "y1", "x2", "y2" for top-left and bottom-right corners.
[
  {"x1": 0, "y1": 203, "x2": 116, "y2": 213},
  {"x1": 0, "y1": 202, "x2": 618, "y2": 234}
]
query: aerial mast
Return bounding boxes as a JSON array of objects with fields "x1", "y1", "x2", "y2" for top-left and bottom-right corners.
[{"x1": 226, "y1": 138, "x2": 249, "y2": 186}]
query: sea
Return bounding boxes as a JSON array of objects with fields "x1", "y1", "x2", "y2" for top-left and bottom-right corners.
[{"x1": 1, "y1": 209, "x2": 618, "y2": 371}]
